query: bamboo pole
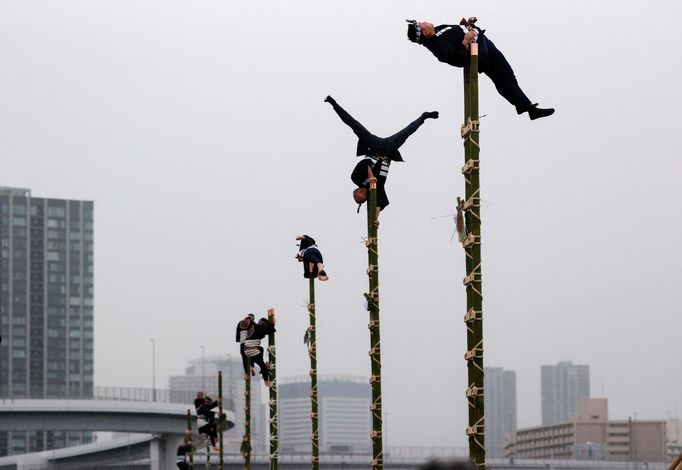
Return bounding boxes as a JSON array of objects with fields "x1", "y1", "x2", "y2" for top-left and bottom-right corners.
[
  {"x1": 186, "y1": 409, "x2": 194, "y2": 470},
  {"x1": 461, "y1": 42, "x2": 485, "y2": 469},
  {"x1": 307, "y1": 275, "x2": 320, "y2": 470},
  {"x1": 219, "y1": 370, "x2": 224, "y2": 470},
  {"x1": 267, "y1": 308, "x2": 278, "y2": 470},
  {"x1": 241, "y1": 359, "x2": 252, "y2": 470},
  {"x1": 365, "y1": 178, "x2": 383, "y2": 470}
]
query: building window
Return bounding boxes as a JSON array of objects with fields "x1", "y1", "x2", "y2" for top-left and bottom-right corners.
[{"x1": 47, "y1": 206, "x2": 65, "y2": 217}]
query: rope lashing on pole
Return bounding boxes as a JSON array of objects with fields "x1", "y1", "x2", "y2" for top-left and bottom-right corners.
[
  {"x1": 461, "y1": 40, "x2": 486, "y2": 470},
  {"x1": 267, "y1": 308, "x2": 278, "y2": 470},
  {"x1": 307, "y1": 275, "x2": 320, "y2": 470},
  {"x1": 365, "y1": 177, "x2": 384, "y2": 470}
]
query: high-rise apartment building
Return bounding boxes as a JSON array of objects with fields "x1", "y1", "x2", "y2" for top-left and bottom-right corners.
[
  {"x1": 168, "y1": 355, "x2": 267, "y2": 454},
  {"x1": 279, "y1": 376, "x2": 371, "y2": 454},
  {"x1": 484, "y1": 367, "x2": 517, "y2": 458},
  {"x1": 541, "y1": 361, "x2": 590, "y2": 425},
  {"x1": 0, "y1": 187, "x2": 94, "y2": 455}
]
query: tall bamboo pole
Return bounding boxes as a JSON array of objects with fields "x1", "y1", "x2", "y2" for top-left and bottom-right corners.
[
  {"x1": 461, "y1": 42, "x2": 485, "y2": 469},
  {"x1": 219, "y1": 370, "x2": 224, "y2": 470},
  {"x1": 307, "y1": 275, "x2": 320, "y2": 470},
  {"x1": 365, "y1": 178, "x2": 383, "y2": 470},
  {"x1": 267, "y1": 308, "x2": 278, "y2": 470},
  {"x1": 241, "y1": 359, "x2": 252, "y2": 470},
  {"x1": 186, "y1": 409, "x2": 194, "y2": 470}
]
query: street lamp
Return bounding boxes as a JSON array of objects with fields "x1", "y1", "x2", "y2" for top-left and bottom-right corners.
[
  {"x1": 150, "y1": 338, "x2": 156, "y2": 402},
  {"x1": 201, "y1": 345, "x2": 205, "y2": 391}
]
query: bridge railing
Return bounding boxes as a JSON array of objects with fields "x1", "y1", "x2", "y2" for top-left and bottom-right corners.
[{"x1": 3, "y1": 386, "x2": 236, "y2": 410}]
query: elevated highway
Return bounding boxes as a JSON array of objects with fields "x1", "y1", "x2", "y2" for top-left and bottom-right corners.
[{"x1": 0, "y1": 399, "x2": 235, "y2": 469}]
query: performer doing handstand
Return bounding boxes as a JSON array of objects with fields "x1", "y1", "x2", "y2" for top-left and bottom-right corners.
[{"x1": 325, "y1": 95, "x2": 438, "y2": 225}]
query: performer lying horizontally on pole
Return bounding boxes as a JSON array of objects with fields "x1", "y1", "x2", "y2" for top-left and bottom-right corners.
[
  {"x1": 406, "y1": 18, "x2": 554, "y2": 120},
  {"x1": 325, "y1": 95, "x2": 438, "y2": 226}
]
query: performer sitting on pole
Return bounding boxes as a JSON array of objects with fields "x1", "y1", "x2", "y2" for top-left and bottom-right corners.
[
  {"x1": 406, "y1": 18, "x2": 554, "y2": 120},
  {"x1": 197, "y1": 396, "x2": 220, "y2": 451},
  {"x1": 324, "y1": 95, "x2": 438, "y2": 225},
  {"x1": 296, "y1": 235, "x2": 328, "y2": 281},
  {"x1": 236, "y1": 315, "x2": 272, "y2": 386}
]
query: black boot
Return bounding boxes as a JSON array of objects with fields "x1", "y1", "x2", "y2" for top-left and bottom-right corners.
[
  {"x1": 422, "y1": 111, "x2": 439, "y2": 120},
  {"x1": 527, "y1": 104, "x2": 555, "y2": 120},
  {"x1": 324, "y1": 95, "x2": 336, "y2": 105}
]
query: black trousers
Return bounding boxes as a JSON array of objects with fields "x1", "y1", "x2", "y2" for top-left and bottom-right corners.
[
  {"x1": 302, "y1": 248, "x2": 323, "y2": 278},
  {"x1": 329, "y1": 100, "x2": 427, "y2": 158},
  {"x1": 478, "y1": 36, "x2": 532, "y2": 113},
  {"x1": 241, "y1": 345, "x2": 270, "y2": 382},
  {"x1": 199, "y1": 422, "x2": 217, "y2": 446},
  {"x1": 177, "y1": 462, "x2": 189, "y2": 470}
]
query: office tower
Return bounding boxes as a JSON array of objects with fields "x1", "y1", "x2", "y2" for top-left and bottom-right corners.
[
  {"x1": 541, "y1": 361, "x2": 590, "y2": 426},
  {"x1": 484, "y1": 367, "x2": 517, "y2": 458},
  {"x1": 168, "y1": 355, "x2": 267, "y2": 454},
  {"x1": 0, "y1": 187, "x2": 94, "y2": 455},
  {"x1": 279, "y1": 376, "x2": 371, "y2": 454}
]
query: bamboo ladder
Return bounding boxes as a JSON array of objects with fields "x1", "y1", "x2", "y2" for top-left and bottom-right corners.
[
  {"x1": 241, "y1": 358, "x2": 252, "y2": 470},
  {"x1": 461, "y1": 41, "x2": 485, "y2": 469},
  {"x1": 365, "y1": 178, "x2": 383, "y2": 470},
  {"x1": 267, "y1": 308, "x2": 279, "y2": 470},
  {"x1": 307, "y1": 273, "x2": 320, "y2": 470}
]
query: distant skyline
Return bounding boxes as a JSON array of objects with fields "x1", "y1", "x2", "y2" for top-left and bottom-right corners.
[{"x1": 2, "y1": 0, "x2": 681, "y2": 448}]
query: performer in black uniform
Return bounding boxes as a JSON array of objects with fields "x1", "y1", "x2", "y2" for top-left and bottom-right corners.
[
  {"x1": 176, "y1": 438, "x2": 193, "y2": 469},
  {"x1": 325, "y1": 95, "x2": 438, "y2": 225},
  {"x1": 236, "y1": 315, "x2": 271, "y2": 386},
  {"x1": 197, "y1": 397, "x2": 219, "y2": 449},
  {"x1": 407, "y1": 19, "x2": 554, "y2": 120},
  {"x1": 295, "y1": 235, "x2": 328, "y2": 281},
  {"x1": 194, "y1": 391, "x2": 206, "y2": 411}
]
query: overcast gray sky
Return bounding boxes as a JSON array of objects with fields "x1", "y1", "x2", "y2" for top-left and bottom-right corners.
[{"x1": 2, "y1": 0, "x2": 681, "y2": 448}]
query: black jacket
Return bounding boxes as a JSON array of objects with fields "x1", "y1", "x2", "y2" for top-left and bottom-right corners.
[
  {"x1": 351, "y1": 158, "x2": 390, "y2": 209},
  {"x1": 197, "y1": 400, "x2": 218, "y2": 422},
  {"x1": 422, "y1": 25, "x2": 470, "y2": 68},
  {"x1": 297, "y1": 235, "x2": 325, "y2": 279}
]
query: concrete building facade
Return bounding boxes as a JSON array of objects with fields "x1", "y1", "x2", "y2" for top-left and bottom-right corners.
[
  {"x1": 279, "y1": 376, "x2": 371, "y2": 454},
  {"x1": 541, "y1": 361, "x2": 590, "y2": 425},
  {"x1": 484, "y1": 367, "x2": 517, "y2": 458},
  {"x1": 0, "y1": 187, "x2": 94, "y2": 456},
  {"x1": 508, "y1": 399, "x2": 668, "y2": 463}
]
